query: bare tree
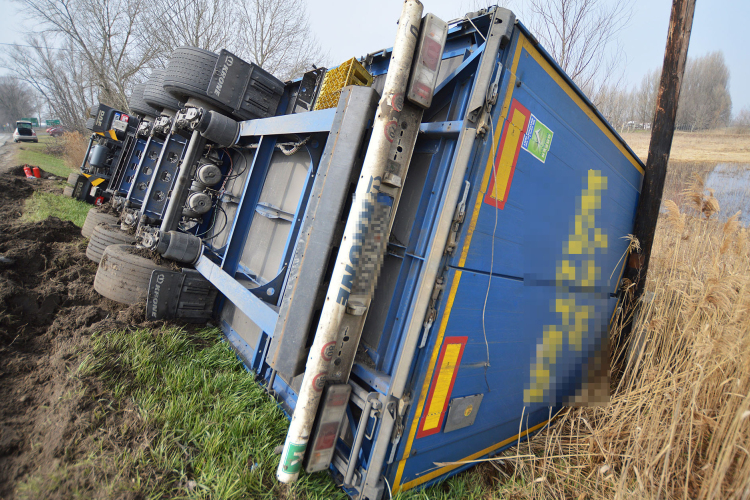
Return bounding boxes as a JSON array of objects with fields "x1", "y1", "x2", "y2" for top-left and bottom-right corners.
[
  {"x1": 595, "y1": 82, "x2": 633, "y2": 130},
  {"x1": 236, "y1": 0, "x2": 327, "y2": 81},
  {"x1": 146, "y1": 0, "x2": 238, "y2": 61},
  {"x1": 521, "y1": 0, "x2": 632, "y2": 102},
  {"x1": 676, "y1": 51, "x2": 732, "y2": 130},
  {"x1": 7, "y1": 36, "x2": 97, "y2": 132},
  {"x1": 0, "y1": 76, "x2": 39, "y2": 126},
  {"x1": 733, "y1": 106, "x2": 750, "y2": 133},
  {"x1": 7, "y1": 0, "x2": 323, "y2": 131},
  {"x1": 633, "y1": 67, "x2": 660, "y2": 126},
  {"x1": 12, "y1": 0, "x2": 158, "y2": 110}
]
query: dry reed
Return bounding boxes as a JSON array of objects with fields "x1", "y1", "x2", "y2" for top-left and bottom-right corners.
[
  {"x1": 491, "y1": 177, "x2": 750, "y2": 499},
  {"x1": 61, "y1": 131, "x2": 90, "y2": 171},
  {"x1": 622, "y1": 131, "x2": 750, "y2": 164}
]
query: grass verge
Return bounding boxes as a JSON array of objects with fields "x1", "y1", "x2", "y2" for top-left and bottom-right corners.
[
  {"x1": 17, "y1": 319, "x2": 515, "y2": 500},
  {"x1": 23, "y1": 190, "x2": 91, "y2": 227},
  {"x1": 74, "y1": 326, "x2": 347, "y2": 500},
  {"x1": 16, "y1": 135, "x2": 72, "y2": 178}
]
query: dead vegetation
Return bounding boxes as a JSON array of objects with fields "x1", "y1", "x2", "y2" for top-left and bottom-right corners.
[
  {"x1": 42, "y1": 138, "x2": 65, "y2": 158},
  {"x1": 60, "y1": 132, "x2": 90, "y2": 171},
  {"x1": 491, "y1": 174, "x2": 750, "y2": 499},
  {"x1": 622, "y1": 130, "x2": 750, "y2": 163}
]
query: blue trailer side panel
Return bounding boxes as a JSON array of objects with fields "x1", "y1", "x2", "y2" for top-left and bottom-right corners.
[{"x1": 391, "y1": 28, "x2": 643, "y2": 492}]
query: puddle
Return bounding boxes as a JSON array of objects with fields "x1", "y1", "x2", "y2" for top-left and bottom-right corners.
[{"x1": 705, "y1": 163, "x2": 750, "y2": 224}]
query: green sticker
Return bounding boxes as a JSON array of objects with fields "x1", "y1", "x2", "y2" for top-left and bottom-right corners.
[
  {"x1": 522, "y1": 114, "x2": 554, "y2": 163},
  {"x1": 282, "y1": 442, "x2": 307, "y2": 474}
]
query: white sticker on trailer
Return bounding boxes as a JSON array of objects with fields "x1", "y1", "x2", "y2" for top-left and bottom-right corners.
[{"x1": 112, "y1": 119, "x2": 127, "y2": 132}]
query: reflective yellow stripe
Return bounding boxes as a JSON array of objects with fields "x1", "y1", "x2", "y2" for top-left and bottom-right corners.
[
  {"x1": 485, "y1": 104, "x2": 529, "y2": 206},
  {"x1": 519, "y1": 38, "x2": 644, "y2": 175},
  {"x1": 108, "y1": 129, "x2": 117, "y2": 140},
  {"x1": 400, "y1": 420, "x2": 549, "y2": 492},
  {"x1": 81, "y1": 173, "x2": 105, "y2": 186},
  {"x1": 422, "y1": 344, "x2": 462, "y2": 431}
]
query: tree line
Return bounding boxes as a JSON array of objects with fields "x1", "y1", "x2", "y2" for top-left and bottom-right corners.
[
  {"x1": 0, "y1": 0, "x2": 743, "y2": 135},
  {"x1": 598, "y1": 51, "x2": 735, "y2": 133},
  {"x1": 2, "y1": 0, "x2": 326, "y2": 132},
  {"x1": 465, "y1": 0, "x2": 740, "y2": 133}
]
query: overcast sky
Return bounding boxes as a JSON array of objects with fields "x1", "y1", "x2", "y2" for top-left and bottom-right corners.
[{"x1": 1, "y1": 0, "x2": 747, "y2": 112}]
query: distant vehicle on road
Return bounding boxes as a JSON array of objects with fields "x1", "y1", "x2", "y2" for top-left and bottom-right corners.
[
  {"x1": 13, "y1": 121, "x2": 37, "y2": 143},
  {"x1": 47, "y1": 126, "x2": 65, "y2": 137}
]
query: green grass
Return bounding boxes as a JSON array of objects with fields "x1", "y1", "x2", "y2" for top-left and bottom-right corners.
[
  {"x1": 15, "y1": 321, "x2": 512, "y2": 499},
  {"x1": 23, "y1": 190, "x2": 91, "y2": 227},
  {"x1": 77, "y1": 326, "x2": 349, "y2": 500},
  {"x1": 16, "y1": 135, "x2": 91, "y2": 228},
  {"x1": 74, "y1": 326, "x2": 510, "y2": 499},
  {"x1": 16, "y1": 135, "x2": 73, "y2": 178}
]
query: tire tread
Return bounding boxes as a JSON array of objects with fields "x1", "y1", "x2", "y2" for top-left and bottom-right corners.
[
  {"x1": 81, "y1": 210, "x2": 119, "y2": 238},
  {"x1": 86, "y1": 224, "x2": 136, "y2": 263},
  {"x1": 94, "y1": 244, "x2": 171, "y2": 305}
]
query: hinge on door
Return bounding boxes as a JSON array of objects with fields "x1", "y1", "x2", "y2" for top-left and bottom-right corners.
[
  {"x1": 445, "y1": 181, "x2": 471, "y2": 256},
  {"x1": 419, "y1": 271, "x2": 446, "y2": 348},
  {"x1": 486, "y1": 63, "x2": 503, "y2": 107},
  {"x1": 477, "y1": 64, "x2": 503, "y2": 137},
  {"x1": 387, "y1": 394, "x2": 412, "y2": 464}
]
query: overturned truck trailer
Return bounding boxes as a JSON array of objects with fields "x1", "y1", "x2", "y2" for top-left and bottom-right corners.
[{"x1": 93, "y1": 1, "x2": 645, "y2": 498}]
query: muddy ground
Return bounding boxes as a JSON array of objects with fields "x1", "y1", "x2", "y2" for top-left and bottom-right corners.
[{"x1": 0, "y1": 168, "x2": 161, "y2": 499}]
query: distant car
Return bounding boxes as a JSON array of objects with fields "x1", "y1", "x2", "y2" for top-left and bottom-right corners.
[
  {"x1": 48, "y1": 126, "x2": 65, "y2": 137},
  {"x1": 13, "y1": 121, "x2": 38, "y2": 143}
]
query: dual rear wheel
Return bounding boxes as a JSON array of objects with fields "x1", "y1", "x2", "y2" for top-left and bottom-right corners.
[
  {"x1": 82, "y1": 209, "x2": 164, "y2": 306},
  {"x1": 94, "y1": 244, "x2": 171, "y2": 305}
]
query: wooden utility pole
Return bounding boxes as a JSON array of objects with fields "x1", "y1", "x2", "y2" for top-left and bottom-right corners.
[{"x1": 631, "y1": 0, "x2": 697, "y2": 296}]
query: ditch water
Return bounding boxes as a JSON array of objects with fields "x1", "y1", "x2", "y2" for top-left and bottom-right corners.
[{"x1": 705, "y1": 163, "x2": 750, "y2": 225}]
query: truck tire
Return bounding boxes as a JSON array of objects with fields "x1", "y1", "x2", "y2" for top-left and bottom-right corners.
[
  {"x1": 94, "y1": 244, "x2": 171, "y2": 305},
  {"x1": 143, "y1": 69, "x2": 182, "y2": 112},
  {"x1": 86, "y1": 224, "x2": 136, "y2": 263},
  {"x1": 63, "y1": 185, "x2": 74, "y2": 197},
  {"x1": 81, "y1": 210, "x2": 119, "y2": 238},
  {"x1": 67, "y1": 172, "x2": 80, "y2": 186},
  {"x1": 163, "y1": 47, "x2": 234, "y2": 116},
  {"x1": 129, "y1": 82, "x2": 160, "y2": 118}
]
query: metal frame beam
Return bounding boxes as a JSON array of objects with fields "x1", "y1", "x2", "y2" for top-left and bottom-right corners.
[
  {"x1": 239, "y1": 108, "x2": 337, "y2": 137},
  {"x1": 195, "y1": 255, "x2": 278, "y2": 333}
]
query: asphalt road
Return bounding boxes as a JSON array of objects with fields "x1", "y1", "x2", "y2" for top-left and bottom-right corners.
[{"x1": 0, "y1": 133, "x2": 15, "y2": 174}]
